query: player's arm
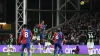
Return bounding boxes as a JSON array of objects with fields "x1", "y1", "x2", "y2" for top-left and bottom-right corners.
[
  {"x1": 30, "y1": 31, "x2": 33, "y2": 42},
  {"x1": 52, "y1": 32, "x2": 56, "y2": 43},
  {"x1": 17, "y1": 31, "x2": 22, "y2": 44},
  {"x1": 52, "y1": 32, "x2": 55, "y2": 40},
  {"x1": 37, "y1": 24, "x2": 41, "y2": 29},
  {"x1": 61, "y1": 33, "x2": 65, "y2": 44},
  {"x1": 44, "y1": 25, "x2": 46, "y2": 32}
]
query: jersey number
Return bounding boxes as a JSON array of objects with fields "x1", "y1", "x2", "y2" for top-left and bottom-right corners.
[
  {"x1": 88, "y1": 34, "x2": 93, "y2": 38},
  {"x1": 55, "y1": 35, "x2": 58, "y2": 39},
  {"x1": 25, "y1": 32, "x2": 28, "y2": 38}
]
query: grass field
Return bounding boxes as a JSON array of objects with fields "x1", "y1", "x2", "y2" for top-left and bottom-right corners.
[{"x1": 0, "y1": 53, "x2": 99, "y2": 56}]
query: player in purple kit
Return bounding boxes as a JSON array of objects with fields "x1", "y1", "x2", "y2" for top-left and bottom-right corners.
[
  {"x1": 18, "y1": 24, "x2": 33, "y2": 56},
  {"x1": 53, "y1": 28, "x2": 64, "y2": 56}
]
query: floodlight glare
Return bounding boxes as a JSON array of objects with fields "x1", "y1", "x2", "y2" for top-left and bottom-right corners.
[{"x1": 0, "y1": 22, "x2": 6, "y2": 24}]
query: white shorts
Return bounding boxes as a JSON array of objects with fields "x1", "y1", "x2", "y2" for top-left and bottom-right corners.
[
  {"x1": 8, "y1": 45, "x2": 13, "y2": 48},
  {"x1": 30, "y1": 45, "x2": 34, "y2": 49},
  {"x1": 87, "y1": 42, "x2": 94, "y2": 48},
  {"x1": 30, "y1": 45, "x2": 35, "y2": 53},
  {"x1": 45, "y1": 42, "x2": 51, "y2": 46},
  {"x1": 37, "y1": 36, "x2": 40, "y2": 40},
  {"x1": 32, "y1": 36, "x2": 36, "y2": 40}
]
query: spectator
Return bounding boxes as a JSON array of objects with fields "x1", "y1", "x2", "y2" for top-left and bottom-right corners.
[{"x1": 72, "y1": 45, "x2": 80, "y2": 54}]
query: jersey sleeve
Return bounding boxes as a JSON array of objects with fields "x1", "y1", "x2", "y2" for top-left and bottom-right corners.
[
  {"x1": 53, "y1": 33, "x2": 56, "y2": 43},
  {"x1": 60, "y1": 32, "x2": 64, "y2": 39},
  {"x1": 38, "y1": 24, "x2": 42, "y2": 29},
  {"x1": 43, "y1": 25, "x2": 46, "y2": 29},
  {"x1": 18, "y1": 31, "x2": 23, "y2": 44},
  {"x1": 30, "y1": 31, "x2": 33, "y2": 41}
]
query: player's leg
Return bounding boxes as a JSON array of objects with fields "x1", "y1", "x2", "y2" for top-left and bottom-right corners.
[
  {"x1": 36, "y1": 35, "x2": 42, "y2": 53},
  {"x1": 54, "y1": 43, "x2": 57, "y2": 56},
  {"x1": 44, "y1": 41, "x2": 52, "y2": 50},
  {"x1": 44, "y1": 42, "x2": 48, "y2": 50},
  {"x1": 7, "y1": 45, "x2": 10, "y2": 55},
  {"x1": 58, "y1": 43, "x2": 63, "y2": 56},
  {"x1": 9, "y1": 45, "x2": 13, "y2": 55},
  {"x1": 24, "y1": 48, "x2": 28, "y2": 56},
  {"x1": 87, "y1": 42, "x2": 92, "y2": 56},
  {"x1": 10, "y1": 45, "x2": 13, "y2": 50},
  {"x1": 37, "y1": 35, "x2": 41, "y2": 46},
  {"x1": 40, "y1": 33, "x2": 45, "y2": 47},
  {"x1": 49, "y1": 43, "x2": 54, "y2": 54},
  {"x1": 30, "y1": 48, "x2": 33, "y2": 56},
  {"x1": 21, "y1": 44, "x2": 25, "y2": 56},
  {"x1": 89, "y1": 42, "x2": 94, "y2": 56},
  {"x1": 30, "y1": 44, "x2": 34, "y2": 56},
  {"x1": 88, "y1": 48, "x2": 92, "y2": 56},
  {"x1": 50, "y1": 45, "x2": 54, "y2": 50},
  {"x1": 49, "y1": 40, "x2": 54, "y2": 52},
  {"x1": 26, "y1": 43, "x2": 30, "y2": 56}
]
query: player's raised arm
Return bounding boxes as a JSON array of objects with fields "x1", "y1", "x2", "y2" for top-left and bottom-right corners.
[
  {"x1": 17, "y1": 31, "x2": 22, "y2": 44},
  {"x1": 30, "y1": 31, "x2": 33, "y2": 42}
]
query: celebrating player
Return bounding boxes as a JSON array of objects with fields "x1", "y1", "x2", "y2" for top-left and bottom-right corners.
[
  {"x1": 18, "y1": 24, "x2": 33, "y2": 56},
  {"x1": 7, "y1": 34, "x2": 14, "y2": 55},
  {"x1": 53, "y1": 28, "x2": 64, "y2": 56},
  {"x1": 87, "y1": 30, "x2": 94, "y2": 56}
]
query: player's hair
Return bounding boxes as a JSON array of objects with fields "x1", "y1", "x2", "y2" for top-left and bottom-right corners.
[
  {"x1": 40, "y1": 20, "x2": 44, "y2": 23},
  {"x1": 57, "y1": 28, "x2": 61, "y2": 32},
  {"x1": 23, "y1": 24, "x2": 27, "y2": 28},
  {"x1": 48, "y1": 31, "x2": 51, "y2": 33}
]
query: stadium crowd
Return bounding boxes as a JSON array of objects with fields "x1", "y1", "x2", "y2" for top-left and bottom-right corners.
[
  {"x1": 0, "y1": 34, "x2": 16, "y2": 45},
  {"x1": 0, "y1": 12, "x2": 100, "y2": 45},
  {"x1": 61, "y1": 12, "x2": 100, "y2": 45}
]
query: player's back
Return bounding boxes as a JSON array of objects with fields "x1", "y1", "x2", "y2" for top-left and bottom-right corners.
[
  {"x1": 87, "y1": 31, "x2": 94, "y2": 42},
  {"x1": 21, "y1": 28, "x2": 32, "y2": 44},
  {"x1": 38, "y1": 24, "x2": 46, "y2": 33},
  {"x1": 57, "y1": 32, "x2": 63, "y2": 43},
  {"x1": 53, "y1": 32, "x2": 63, "y2": 43}
]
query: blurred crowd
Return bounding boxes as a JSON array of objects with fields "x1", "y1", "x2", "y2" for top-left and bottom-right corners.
[
  {"x1": 61, "y1": 12, "x2": 100, "y2": 45},
  {"x1": 0, "y1": 36, "x2": 8, "y2": 45},
  {"x1": 0, "y1": 34, "x2": 16, "y2": 45}
]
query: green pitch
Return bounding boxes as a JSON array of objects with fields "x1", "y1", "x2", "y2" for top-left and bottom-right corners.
[{"x1": 0, "y1": 53, "x2": 99, "y2": 56}]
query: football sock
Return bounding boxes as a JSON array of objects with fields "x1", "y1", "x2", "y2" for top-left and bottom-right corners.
[
  {"x1": 21, "y1": 52, "x2": 24, "y2": 56},
  {"x1": 54, "y1": 49, "x2": 57, "y2": 56},
  {"x1": 58, "y1": 49, "x2": 63, "y2": 56},
  {"x1": 88, "y1": 49, "x2": 92, "y2": 55},
  {"x1": 90, "y1": 49, "x2": 93, "y2": 55},
  {"x1": 42, "y1": 42, "x2": 45, "y2": 47},
  {"x1": 8, "y1": 49, "x2": 10, "y2": 55},
  {"x1": 28, "y1": 51, "x2": 30, "y2": 56},
  {"x1": 38, "y1": 43, "x2": 42, "y2": 53},
  {"x1": 30, "y1": 51, "x2": 32, "y2": 56}
]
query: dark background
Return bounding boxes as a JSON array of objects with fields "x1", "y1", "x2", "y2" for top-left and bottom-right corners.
[{"x1": 0, "y1": 0, "x2": 100, "y2": 28}]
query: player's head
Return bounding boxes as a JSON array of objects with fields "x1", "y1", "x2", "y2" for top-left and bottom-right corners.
[
  {"x1": 9, "y1": 33, "x2": 13, "y2": 38},
  {"x1": 35, "y1": 23, "x2": 38, "y2": 27},
  {"x1": 88, "y1": 26, "x2": 92, "y2": 31},
  {"x1": 57, "y1": 28, "x2": 61, "y2": 32},
  {"x1": 40, "y1": 20, "x2": 44, "y2": 24},
  {"x1": 23, "y1": 24, "x2": 27, "y2": 28},
  {"x1": 48, "y1": 31, "x2": 52, "y2": 34}
]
